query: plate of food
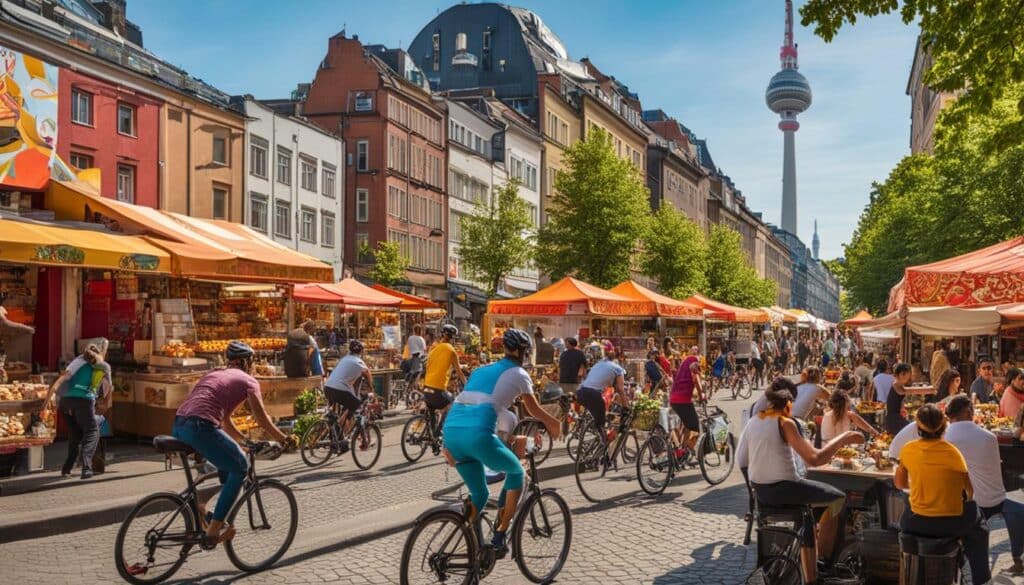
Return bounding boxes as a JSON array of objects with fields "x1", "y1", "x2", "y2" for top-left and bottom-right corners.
[{"x1": 856, "y1": 401, "x2": 884, "y2": 414}]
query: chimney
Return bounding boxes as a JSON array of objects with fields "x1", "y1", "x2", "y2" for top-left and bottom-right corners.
[{"x1": 92, "y1": 0, "x2": 127, "y2": 36}]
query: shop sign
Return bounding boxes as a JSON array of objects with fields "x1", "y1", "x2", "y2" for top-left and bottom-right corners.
[
  {"x1": 118, "y1": 254, "x2": 161, "y2": 271},
  {"x1": 33, "y1": 244, "x2": 84, "y2": 265}
]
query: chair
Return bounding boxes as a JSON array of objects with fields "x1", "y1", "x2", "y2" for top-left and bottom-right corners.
[{"x1": 898, "y1": 532, "x2": 963, "y2": 585}]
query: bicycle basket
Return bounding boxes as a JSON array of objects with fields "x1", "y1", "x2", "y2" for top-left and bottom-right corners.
[
  {"x1": 710, "y1": 415, "x2": 730, "y2": 450},
  {"x1": 632, "y1": 409, "x2": 659, "y2": 431}
]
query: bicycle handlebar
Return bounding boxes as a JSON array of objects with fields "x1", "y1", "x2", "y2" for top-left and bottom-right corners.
[{"x1": 246, "y1": 440, "x2": 283, "y2": 460}]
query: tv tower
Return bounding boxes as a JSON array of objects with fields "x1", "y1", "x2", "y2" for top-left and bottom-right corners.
[{"x1": 765, "y1": 0, "x2": 812, "y2": 236}]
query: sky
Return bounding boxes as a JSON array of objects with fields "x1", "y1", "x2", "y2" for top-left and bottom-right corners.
[{"x1": 128, "y1": 0, "x2": 918, "y2": 259}]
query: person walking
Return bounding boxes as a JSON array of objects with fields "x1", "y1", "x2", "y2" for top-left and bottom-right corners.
[{"x1": 42, "y1": 341, "x2": 111, "y2": 479}]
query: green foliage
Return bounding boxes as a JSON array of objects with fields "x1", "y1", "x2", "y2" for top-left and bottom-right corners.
[
  {"x1": 368, "y1": 240, "x2": 409, "y2": 286},
  {"x1": 535, "y1": 128, "x2": 652, "y2": 288},
  {"x1": 293, "y1": 413, "x2": 321, "y2": 439},
  {"x1": 639, "y1": 205, "x2": 708, "y2": 298},
  {"x1": 800, "y1": 0, "x2": 1024, "y2": 151},
  {"x1": 293, "y1": 388, "x2": 318, "y2": 416},
  {"x1": 705, "y1": 225, "x2": 777, "y2": 308},
  {"x1": 821, "y1": 258, "x2": 857, "y2": 320},
  {"x1": 457, "y1": 179, "x2": 535, "y2": 296}
]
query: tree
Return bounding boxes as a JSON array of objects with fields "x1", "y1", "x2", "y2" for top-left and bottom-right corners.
[
  {"x1": 800, "y1": 0, "x2": 1024, "y2": 150},
  {"x1": 535, "y1": 128, "x2": 651, "y2": 288},
  {"x1": 457, "y1": 179, "x2": 535, "y2": 296},
  {"x1": 705, "y1": 224, "x2": 777, "y2": 308},
  {"x1": 639, "y1": 205, "x2": 708, "y2": 298},
  {"x1": 367, "y1": 240, "x2": 409, "y2": 286}
]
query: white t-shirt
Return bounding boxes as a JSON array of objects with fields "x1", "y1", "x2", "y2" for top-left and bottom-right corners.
[
  {"x1": 792, "y1": 383, "x2": 824, "y2": 419},
  {"x1": 406, "y1": 335, "x2": 426, "y2": 356},
  {"x1": 873, "y1": 373, "x2": 895, "y2": 403},
  {"x1": 326, "y1": 354, "x2": 367, "y2": 396},
  {"x1": 888, "y1": 421, "x2": 918, "y2": 460},
  {"x1": 580, "y1": 359, "x2": 625, "y2": 390},
  {"x1": 751, "y1": 343, "x2": 761, "y2": 360},
  {"x1": 944, "y1": 420, "x2": 1006, "y2": 508}
]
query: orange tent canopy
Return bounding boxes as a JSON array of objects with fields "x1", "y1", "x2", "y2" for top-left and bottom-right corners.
[
  {"x1": 608, "y1": 281, "x2": 702, "y2": 319},
  {"x1": 683, "y1": 294, "x2": 768, "y2": 323},
  {"x1": 369, "y1": 284, "x2": 442, "y2": 311},
  {"x1": 294, "y1": 279, "x2": 403, "y2": 307},
  {"x1": 488, "y1": 277, "x2": 655, "y2": 316},
  {"x1": 842, "y1": 310, "x2": 874, "y2": 326}
]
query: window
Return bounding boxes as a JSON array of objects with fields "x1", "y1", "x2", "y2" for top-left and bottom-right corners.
[
  {"x1": 300, "y1": 156, "x2": 317, "y2": 191},
  {"x1": 354, "y1": 92, "x2": 373, "y2": 112},
  {"x1": 249, "y1": 193, "x2": 268, "y2": 232},
  {"x1": 388, "y1": 185, "x2": 408, "y2": 219},
  {"x1": 212, "y1": 187, "x2": 228, "y2": 220},
  {"x1": 322, "y1": 212, "x2": 336, "y2": 248},
  {"x1": 356, "y1": 188, "x2": 369, "y2": 222},
  {"x1": 274, "y1": 200, "x2": 291, "y2": 238},
  {"x1": 212, "y1": 135, "x2": 228, "y2": 165},
  {"x1": 300, "y1": 207, "x2": 316, "y2": 243},
  {"x1": 356, "y1": 140, "x2": 369, "y2": 171},
  {"x1": 356, "y1": 232, "x2": 370, "y2": 263},
  {"x1": 276, "y1": 147, "x2": 291, "y2": 185},
  {"x1": 322, "y1": 164, "x2": 336, "y2": 197},
  {"x1": 250, "y1": 136, "x2": 268, "y2": 178},
  {"x1": 116, "y1": 165, "x2": 135, "y2": 203},
  {"x1": 117, "y1": 103, "x2": 136, "y2": 136},
  {"x1": 431, "y1": 33, "x2": 440, "y2": 72},
  {"x1": 69, "y1": 152, "x2": 93, "y2": 170},
  {"x1": 71, "y1": 89, "x2": 92, "y2": 125}
]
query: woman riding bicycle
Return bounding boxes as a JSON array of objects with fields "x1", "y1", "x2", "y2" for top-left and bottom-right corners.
[
  {"x1": 172, "y1": 341, "x2": 292, "y2": 546},
  {"x1": 442, "y1": 329, "x2": 561, "y2": 556}
]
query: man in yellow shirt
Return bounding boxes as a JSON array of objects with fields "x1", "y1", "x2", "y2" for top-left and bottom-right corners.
[
  {"x1": 894, "y1": 403, "x2": 990, "y2": 585},
  {"x1": 423, "y1": 324, "x2": 467, "y2": 416}
]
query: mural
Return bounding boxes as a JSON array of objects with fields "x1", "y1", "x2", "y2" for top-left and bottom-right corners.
[{"x1": 0, "y1": 44, "x2": 73, "y2": 190}]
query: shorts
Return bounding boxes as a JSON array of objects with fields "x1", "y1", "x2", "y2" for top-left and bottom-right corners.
[
  {"x1": 325, "y1": 386, "x2": 362, "y2": 415},
  {"x1": 752, "y1": 479, "x2": 846, "y2": 546},
  {"x1": 752, "y1": 358, "x2": 764, "y2": 372},
  {"x1": 671, "y1": 402, "x2": 700, "y2": 432},
  {"x1": 577, "y1": 386, "x2": 607, "y2": 431},
  {"x1": 424, "y1": 388, "x2": 454, "y2": 411}
]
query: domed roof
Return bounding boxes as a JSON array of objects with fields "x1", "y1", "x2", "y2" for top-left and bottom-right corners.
[{"x1": 765, "y1": 68, "x2": 812, "y2": 113}]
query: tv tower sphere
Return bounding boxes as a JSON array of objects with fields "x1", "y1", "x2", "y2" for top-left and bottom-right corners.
[{"x1": 766, "y1": 68, "x2": 812, "y2": 131}]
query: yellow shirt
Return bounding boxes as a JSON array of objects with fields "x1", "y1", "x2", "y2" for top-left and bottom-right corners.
[
  {"x1": 424, "y1": 342, "x2": 459, "y2": 391},
  {"x1": 900, "y1": 438, "x2": 970, "y2": 517}
]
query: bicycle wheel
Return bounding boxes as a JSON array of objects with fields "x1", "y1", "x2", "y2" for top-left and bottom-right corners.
[
  {"x1": 512, "y1": 489, "x2": 572, "y2": 584},
  {"x1": 300, "y1": 419, "x2": 334, "y2": 467},
  {"x1": 565, "y1": 415, "x2": 586, "y2": 462},
  {"x1": 619, "y1": 430, "x2": 640, "y2": 465},
  {"x1": 738, "y1": 376, "x2": 752, "y2": 400},
  {"x1": 400, "y1": 510, "x2": 476, "y2": 585},
  {"x1": 224, "y1": 479, "x2": 299, "y2": 572},
  {"x1": 402, "y1": 414, "x2": 431, "y2": 463},
  {"x1": 636, "y1": 432, "x2": 673, "y2": 496},
  {"x1": 115, "y1": 492, "x2": 195, "y2": 585},
  {"x1": 573, "y1": 420, "x2": 606, "y2": 503},
  {"x1": 745, "y1": 555, "x2": 802, "y2": 585},
  {"x1": 512, "y1": 418, "x2": 553, "y2": 465},
  {"x1": 352, "y1": 423, "x2": 383, "y2": 470},
  {"x1": 697, "y1": 432, "x2": 736, "y2": 486}
]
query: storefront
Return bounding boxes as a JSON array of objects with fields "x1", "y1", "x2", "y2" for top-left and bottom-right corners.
[{"x1": 683, "y1": 294, "x2": 769, "y2": 359}]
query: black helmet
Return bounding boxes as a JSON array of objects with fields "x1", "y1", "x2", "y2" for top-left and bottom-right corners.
[
  {"x1": 441, "y1": 324, "x2": 459, "y2": 338},
  {"x1": 503, "y1": 328, "x2": 532, "y2": 352},
  {"x1": 348, "y1": 339, "x2": 364, "y2": 354},
  {"x1": 226, "y1": 340, "x2": 254, "y2": 362}
]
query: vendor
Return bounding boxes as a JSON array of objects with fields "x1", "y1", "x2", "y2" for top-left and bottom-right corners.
[
  {"x1": 283, "y1": 321, "x2": 316, "y2": 378},
  {"x1": 894, "y1": 403, "x2": 991, "y2": 585},
  {"x1": 885, "y1": 362, "x2": 933, "y2": 434},
  {"x1": 0, "y1": 293, "x2": 35, "y2": 336}
]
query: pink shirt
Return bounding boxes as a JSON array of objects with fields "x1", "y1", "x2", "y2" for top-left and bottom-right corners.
[
  {"x1": 670, "y1": 356, "x2": 700, "y2": 405},
  {"x1": 999, "y1": 387, "x2": 1024, "y2": 421},
  {"x1": 177, "y1": 368, "x2": 262, "y2": 427}
]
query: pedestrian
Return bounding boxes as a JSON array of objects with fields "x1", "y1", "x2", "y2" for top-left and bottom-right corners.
[
  {"x1": 797, "y1": 336, "x2": 810, "y2": 370},
  {"x1": 557, "y1": 337, "x2": 587, "y2": 395},
  {"x1": 283, "y1": 321, "x2": 316, "y2": 378},
  {"x1": 929, "y1": 341, "x2": 952, "y2": 388},
  {"x1": 870, "y1": 359, "x2": 894, "y2": 404}
]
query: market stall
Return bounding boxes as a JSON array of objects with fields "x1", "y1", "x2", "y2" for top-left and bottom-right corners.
[
  {"x1": 608, "y1": 281, "x2": 704, "y2": 359},
  {"x1": 682, "y1": 294, "x2": 769, "y2": 359}
]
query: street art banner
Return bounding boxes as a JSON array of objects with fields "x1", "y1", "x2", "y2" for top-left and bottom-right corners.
[{"x1": 0, "y1": 44, "x2": 73, "y2": 190}]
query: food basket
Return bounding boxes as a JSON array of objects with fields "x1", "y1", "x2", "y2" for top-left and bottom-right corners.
[{"x1": 632, "y1": 409, "x2": 659, "y2": 431}]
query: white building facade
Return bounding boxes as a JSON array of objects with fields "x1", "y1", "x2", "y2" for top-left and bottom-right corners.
[{"x1": 241, "y1": 97, "x2": 345, "y2": 279}]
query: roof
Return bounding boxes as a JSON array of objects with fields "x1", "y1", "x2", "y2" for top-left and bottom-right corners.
[
  {"x1": 488, "y1": 277, "x2": 654, "y2": 316},
  {"x1": 683, "y1": 294, "x2": 769, "y2": 323},
  {"x1": 369, "y1": 284, "x2": 443, "y2": 311},
  {"x1": 608, "y1": 281, "x2": 702, "y2": 319},
  {"x1": 842, "y1": 309, "x2": 874, "y2": 326},
  {"x1": 293, "y1": 279, "x2": 402, "y2": 307}
]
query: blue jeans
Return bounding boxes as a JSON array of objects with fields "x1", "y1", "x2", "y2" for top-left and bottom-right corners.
[
  {"x1": 444, "y1": 425, "x2": 524, "y2": 518},
  {"x1": 983, "y1": 498, "x2": 1024, "y2": 560},
  {"x1": 172, "y1": 416, "x2": 248, "y2": 522}
]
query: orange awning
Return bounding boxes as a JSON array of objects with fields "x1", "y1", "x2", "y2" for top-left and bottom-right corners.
[
  {"x1": 295, "y1": 279, "x2": 402, "y2": 307},
  {"x1": 488, "y1": 277, "x2": 655, "y2": 316},
  {"x1": 842, "y1": 309, "x2": 874, "y2": 327},
  {"x1": 369, "y1": 284, "x2": 443, "y2": 311},
  {"x1": 608, "y1": 281, "x2": 702, "y2": 319},
  {"x1": 683, "y1": 294, "x2": 769, "y2": 323}
]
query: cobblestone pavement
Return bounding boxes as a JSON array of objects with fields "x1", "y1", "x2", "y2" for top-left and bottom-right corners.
[{"x1": 4, "y1": 393, "x2": 1022, "y2": 584}]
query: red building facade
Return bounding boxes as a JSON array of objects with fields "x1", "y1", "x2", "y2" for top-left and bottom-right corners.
[{"x1": 57, "y1": 68, "x2": 161, "y2": 208}]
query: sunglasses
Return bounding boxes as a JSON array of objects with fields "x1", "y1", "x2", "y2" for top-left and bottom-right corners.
[{"x1": 981, "y1": 366, "x2": 994, "y2": 371}]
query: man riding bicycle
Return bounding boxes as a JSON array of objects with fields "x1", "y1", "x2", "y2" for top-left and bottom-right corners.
[
  {"x1": 670, "y1": 345, "x2": 705, "y2": 460},
  {"x1": 443, "y1": 329, "x2": 561, "y2": 555},
  {"x1": 576, "y1": 344, "x2": 628, "y2": 442},
  {"x1": 323, "y1": 339, "x2": 373, "y2": 452},
  {"x1": 423, "y1": 324, "x2": 467, "y2": 425},
  {"x1": 172, "y1": 341, "x2": 292, "y2": 547}
]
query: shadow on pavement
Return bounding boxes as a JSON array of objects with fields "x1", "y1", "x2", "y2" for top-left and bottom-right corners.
[
  {"x1": 683, "y1": 482, "x2": 748, "y2": 519},
  {"x1": 651, "y1": 539, "x2": 754, "y2": 584}
]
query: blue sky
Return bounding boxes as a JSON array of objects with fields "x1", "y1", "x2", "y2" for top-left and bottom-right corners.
[{"x1": 130, "y1": 0, "x2": 917, "y2": 259}]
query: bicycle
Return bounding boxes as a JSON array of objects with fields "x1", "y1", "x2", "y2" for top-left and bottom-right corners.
[
  {"x1": 636, "y1": 400, "x2": 736, "y2": 492},
  {"x1": 115, "y1": 438, "x2": 297, "y2": 584},
  {"x1": 399, "y1": 440, "x2": 572, "y2": 584},
  {"x1": 730, "y1": 365, "x2": 753, "y2": 400},
  {"x1": 573, "y1": 404, "x2": 640, "y2": 503},
  {"x1": 300, "y1": 392, "x2": 383, "y2": 470},
  {"x1": 401, "y1": 396, "x2": 447, "y2": 463}
]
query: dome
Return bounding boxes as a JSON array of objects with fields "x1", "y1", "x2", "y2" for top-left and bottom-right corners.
[{"x1": 765, "y1": 68, "x2": 812, "y2": 114}]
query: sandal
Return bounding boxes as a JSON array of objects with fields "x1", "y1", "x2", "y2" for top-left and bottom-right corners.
[{"x1": 202, "y1": 524, "x2": 236, "y2": 548}]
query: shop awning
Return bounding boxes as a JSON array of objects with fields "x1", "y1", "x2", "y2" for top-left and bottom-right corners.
[
  {"x1": 842, "y1": 310, "x2": 874, "y2": 327},
  {"x1": 294, "y1": 279, "x2": 402, "y2": 307},
  {"x1": 682, "y1": 294, "x2": 768, "y2": 323},
  {"x1": 608, "y1": 281, "x2": 702, "y2": 319},
  {"x1": 488, "y1": 277, "x2": 655, "y2": 316},
  {"x1": 0, "y1": 216, "x2": 171, "y2": 273},
  {"x1": 859, "y1": 306, "x2": 1005, "y2": 337},
  {"x1": 369, "y1": 284, "x2": 443, "y2": 312}
]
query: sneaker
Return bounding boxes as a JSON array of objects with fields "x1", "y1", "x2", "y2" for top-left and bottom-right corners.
[
  {"x1": 80, "y1": 469, "x2": 94, "y2": 480},
  {"x1": 490, "y1": 530, "x2": 508, "y2": 559},
  {"x1": 1011, "y1": 558, "x2": 1024, "y2": 574}
]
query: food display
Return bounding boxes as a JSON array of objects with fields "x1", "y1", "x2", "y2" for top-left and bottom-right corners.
[
  {"x1": 195, "y1": 338, "x2": 286, "y2": 353},
  {"x1": 0, "y1": 383, "x2": 46, "y2": 402},
  {"x1": 158, "y1": 342, "x2": 196, "y2": 358},
  {"x1": 231, "y1": 415, "x2": 259, "y2": 433},
  {"x1": 0, "y1": 413, "x2": 25, "y2": 438},
  {"x1": 856, "y1": 401, "x2": 884, "y2": 414}
]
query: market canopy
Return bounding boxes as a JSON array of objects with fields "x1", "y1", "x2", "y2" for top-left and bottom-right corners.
[
  {"x1": 488, "y1": 277, "x2": 655, "y2": 316},
  {"x1": 0, "y1": 216, "x2": 171, "y2": 273},
  {"x1": 842, "y1": 310, "x2": 874, "y2": 327},
  {"x1": 608, "y1": 281, "x2": 702, "y2": 319},
  {"x1": 683, "y1": 294, "x2": 769, "y2": 323},
  {"x1": 369, "y1": 284, "x2": 443, "y2": 312},
  {"x1": 294, "y1": 279, "x2": 402, "y2": 308},
  {"x1": 888, "y1": 236, "x2": 1024, "y2": 312}
]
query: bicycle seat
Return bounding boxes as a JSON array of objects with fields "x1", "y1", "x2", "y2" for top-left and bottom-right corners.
[
  {"x1": 153, "y1": 435, "x2": 195, "y2": 454},
  {"x1": 899, "y1": 532, "x2": 961, "y2": 556}
]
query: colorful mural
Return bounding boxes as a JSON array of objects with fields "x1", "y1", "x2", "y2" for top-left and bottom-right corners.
[{"x1": 0, "y1": 45, "x2": 72, "y2": 190}]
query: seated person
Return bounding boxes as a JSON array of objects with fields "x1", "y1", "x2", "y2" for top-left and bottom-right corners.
[
  {"x1": 970, "y1": 357, "x2": 997, "y2": 403},
  {"x1": 736, "y1": 378, "x2": 864, "y2": 583},
  {"x1": 893, "y1": 403, "x2": 990, "y2": 585},
  {"x1": 821, "y1": 389, "x2": 879, "y2": 442},
  {"x1": 932, "y1": 369, "x2": 964, "y2": 406},
  {"x1": 999, "y1": 368, "x2": 1024, "y2": 421},
  {"x1": 792, "y1": 366, "x2": 831, "y2": 420}
]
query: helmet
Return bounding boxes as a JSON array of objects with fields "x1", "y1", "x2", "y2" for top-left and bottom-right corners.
[
  {"x1": 441, "y1": 324, "x2": 459, "y2": 338},
  {"x1": 502, "y1": 328, "x2": 532, "y2": 352},
  {"x1": 226, "y1": 340, "x2": 254, "y2": 362},
  {"x1": 348, "y1": 339, "x2": 364, "y2": 354}
]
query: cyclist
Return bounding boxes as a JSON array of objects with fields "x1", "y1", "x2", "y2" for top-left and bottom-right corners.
[
  {"x1": 323, "y1": 339, "x2": 374, "y2": 451},
  {"x1": 645, "y1": 350, "x2": 669, "y2": 395},
  {"x1": 423, "y1": 324, "x2": 467, "y2": 427},
  {"x1": 576, "y1": 344, "x2": 627, "y2": 442},
  {"x1": 670, "y1": 345, "x2": 704, "y2": 461},
  {"x1": 172, "y1": 341, "x2": 291, "y2": 546},
  {"x1": 443, "y1": 329, "x2": 561, "y2": 555}
]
